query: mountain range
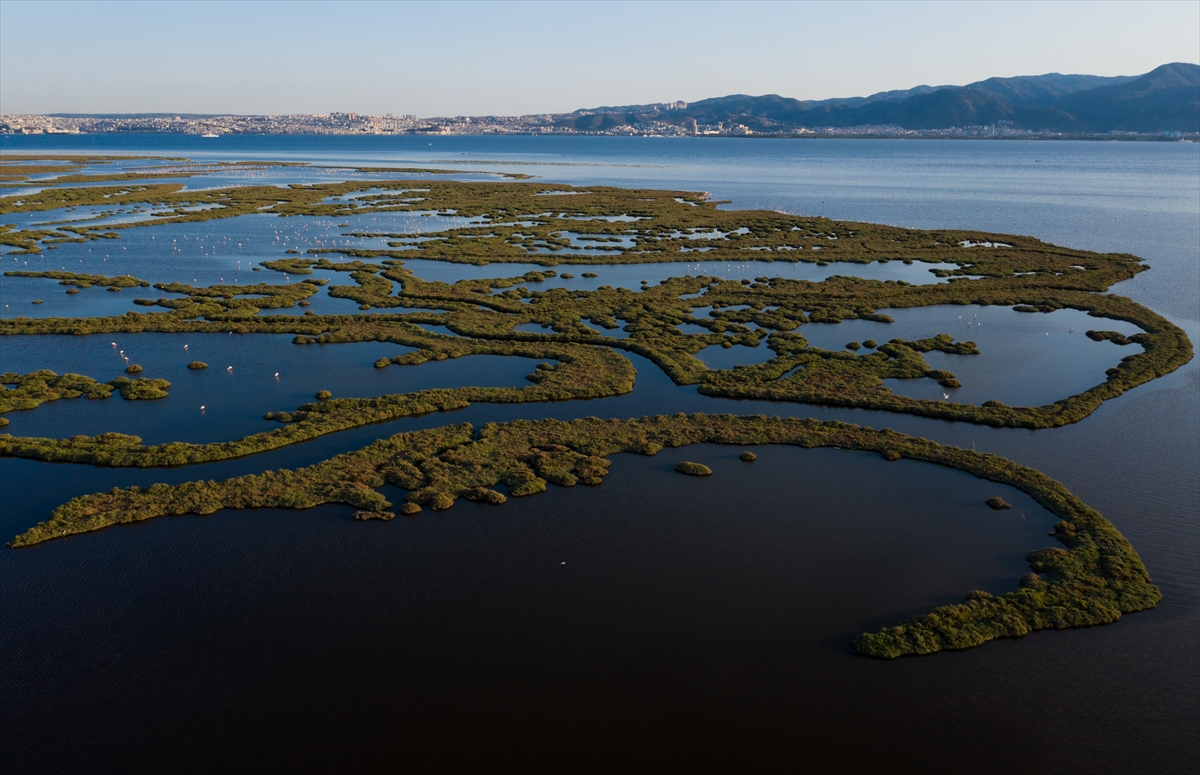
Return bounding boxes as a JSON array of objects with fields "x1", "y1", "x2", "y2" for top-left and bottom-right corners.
[{"x1": 561, "y1": 63, "x2": 1200, "y2": 134}]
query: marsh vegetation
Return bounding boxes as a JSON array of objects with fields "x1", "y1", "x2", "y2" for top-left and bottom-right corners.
[
  {"x1": 0, "y1": 169, "x2": 1186, "y2": 661},
  {"x1": 4, "y1": 412, "x2": 1160, "y2": 659}
]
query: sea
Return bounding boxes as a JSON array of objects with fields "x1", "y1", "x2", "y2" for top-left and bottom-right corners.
[{"x1": 1, "y1": 134, "x2": 1197, "y2": 773}]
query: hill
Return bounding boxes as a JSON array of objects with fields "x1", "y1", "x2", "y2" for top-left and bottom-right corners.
[{"x1": 563, "y1": 64, "x2": 1199, "y2": 134}]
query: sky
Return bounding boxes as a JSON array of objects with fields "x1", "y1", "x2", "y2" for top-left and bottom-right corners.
[{"x1": 2, "y1": 0, "x2": 1198, "y2": 116}]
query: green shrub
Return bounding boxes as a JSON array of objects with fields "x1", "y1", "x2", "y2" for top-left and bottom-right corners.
[
  {"x1": 353, "y1": 510, "x2": 394, "y2": 521},
  {"x1": 675, "y1": 461, "x2": 712, "y2": 476}
]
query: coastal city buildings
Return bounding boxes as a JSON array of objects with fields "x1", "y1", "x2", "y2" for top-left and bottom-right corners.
[{"x1": 2, "y1": 111, "x2": 1192, "y2": 140}]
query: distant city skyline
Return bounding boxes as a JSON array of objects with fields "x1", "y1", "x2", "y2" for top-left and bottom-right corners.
[{"x1": 2, "y1": 0, "x2": 1197, "y2": 116}]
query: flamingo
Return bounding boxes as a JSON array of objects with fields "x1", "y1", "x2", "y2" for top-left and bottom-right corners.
[
  {"x1": 227, "y1": 366, "x2": 233, "y2": 372},
  {"x1": 274, "y1": 373, "x2": 279, "y2": 378}
]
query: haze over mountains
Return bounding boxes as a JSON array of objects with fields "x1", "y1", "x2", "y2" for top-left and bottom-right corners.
[{"x1": 563, "y1": 63, "x2": 1200, "y2": 134}]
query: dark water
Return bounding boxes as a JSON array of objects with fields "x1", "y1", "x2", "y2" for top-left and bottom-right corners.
[
  {"x1": 1, "y1": 333, "x2": 542, "y2": 445},
  {"x1": 1, "y1": 136, "x2": 1196, "y2": 773}
]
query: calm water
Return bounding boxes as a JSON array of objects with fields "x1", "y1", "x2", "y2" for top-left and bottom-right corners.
[{"x1": 1, "y1": 135, "x2": 1197, "y2": 773}]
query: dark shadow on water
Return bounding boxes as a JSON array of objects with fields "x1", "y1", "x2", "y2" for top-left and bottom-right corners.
[{"x1": 0, "y1": 444, "x2": 1063, "y2": 772}]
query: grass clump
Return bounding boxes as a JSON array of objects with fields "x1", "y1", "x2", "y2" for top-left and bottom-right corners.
[
  {"x1": 4, "y1": 270, "x2": 146, "y2": 289},
  {"x1": 987, "y1": 496, "x2": 1012, "y2": 510},
  {"x1": 353, "y1": 510, "x2": 394, "y2": 521},
  {"x1": 109, "y1": 377, "x2": 170, "y2": 400},
  {"x1": 187, "y1": 361, "x2": 208, "y2": 370},
  {"x1": 675, "y1": 461, "x2": 712, "y2": 476},
  {"x1": 739, "y1": 451, "x2": 757, "y2": 462},
  {"x1": 315, "y1": 390, "x2": 332, "y2": 400},
  {"x1": 125, "y1": 364, "x2": 142, "y2": 374},
  {"x1": 1, "y1": 370, "x2": 114, "y2": 413},
  {"x1": 1086, "y1": 329, "x2": 1133, "y2": 346}
]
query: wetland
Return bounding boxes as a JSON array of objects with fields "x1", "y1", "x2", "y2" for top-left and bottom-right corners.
[{"x1": 1, "y1": 137, "x2": 1196, "y2": 772}]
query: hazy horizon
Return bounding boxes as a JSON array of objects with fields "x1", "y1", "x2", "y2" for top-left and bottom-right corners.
[{"x1": 2, "y1": 1, "x2": 1198, "y2": 116}]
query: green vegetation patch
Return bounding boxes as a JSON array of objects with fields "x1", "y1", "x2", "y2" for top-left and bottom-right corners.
[
  {"x1": 1, "y1": 174, "x2": 1191, "y2": 428},
  {"x1": 6, "y1": 413, "x2": 1160, "y2": 661},
  {"x1": 0, "y1": 370, "x2": 114, "y2": 413},
  {"x1": 108, "y1": 377, "x2": 171, "y2": 400}
]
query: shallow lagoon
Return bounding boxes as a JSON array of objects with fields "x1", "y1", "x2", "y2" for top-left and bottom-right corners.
[
  {"x1": 796, "y1": 305, "x2": 1144, "y2": 406},
  {"x1": 1, "y1": 304, "x2": 1142, "y2": 454},
  {"x1": 1, "y1": 136, "x2": 1196, "y2": 773},
  {"x1": 2, "y1": 333, "x2": 541, "y2": 445}
]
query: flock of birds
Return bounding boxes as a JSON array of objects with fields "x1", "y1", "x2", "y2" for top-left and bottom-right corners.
[{"x1": 106, "y1": 340, "x2": 272, "y2": 413}]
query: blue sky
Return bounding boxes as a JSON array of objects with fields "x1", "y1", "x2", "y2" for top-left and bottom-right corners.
[{"x1": 2, "y1": 0, "x2": 1197, "y2": 115}]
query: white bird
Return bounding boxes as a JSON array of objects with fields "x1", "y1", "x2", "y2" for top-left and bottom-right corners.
[
  {"x1": 200, "y1": 405, "x2": 205, "y2": 411},
  {"x1": 111, "y1": 342, "x2": 117, "y2": 347},
  {"x1": 1045, "y1": 332, "x2": 1049, "y2": 338},
  {"x1": 942, "y1": 392, "x2": 950, "y2": 400},
  {"x1": 184, "y1": 344, "x2": 188, "y2": 350},
  {"x1": 274, "y1": 372, "x2": 279, "y2": 378},
  {"x1": 227, "y1": 366, "x2": 233, "y2": 372}
]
